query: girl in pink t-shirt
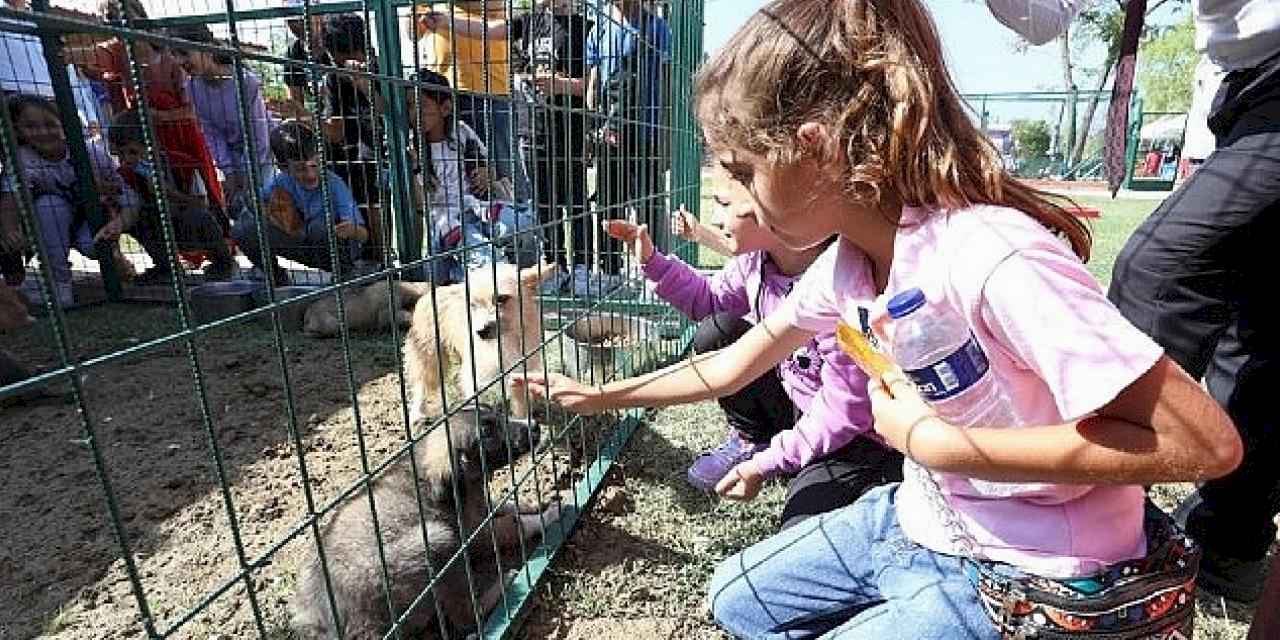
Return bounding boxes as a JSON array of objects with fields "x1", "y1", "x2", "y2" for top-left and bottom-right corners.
[{"x1": 516, "y1": 0, "x2": 1243, "y2": 637}]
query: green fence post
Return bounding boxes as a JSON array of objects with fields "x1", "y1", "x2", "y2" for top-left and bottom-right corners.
[
  {"x1": 31, "y1": 0, "x2": 122, "y2": 301},
  {"x1": 375, "y1": 0, "x2": 421, "y2": 272}
]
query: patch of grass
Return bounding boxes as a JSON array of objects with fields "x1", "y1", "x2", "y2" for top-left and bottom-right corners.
[
  {"x1": 1067, "y1": 195, "x2": 1159, "y2": 288},
  {"x1": 41, "y1": 606, "x2": 76, "y2": 636}
]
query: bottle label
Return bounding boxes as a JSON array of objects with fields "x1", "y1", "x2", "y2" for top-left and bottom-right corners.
[{"x1": 902, "y1": 333, "x2": 990, "y2": 402}]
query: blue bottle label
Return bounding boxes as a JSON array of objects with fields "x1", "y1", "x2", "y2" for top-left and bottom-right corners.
[{"x1": 902, "y1": 333, "x2": 990, "y2": 401}]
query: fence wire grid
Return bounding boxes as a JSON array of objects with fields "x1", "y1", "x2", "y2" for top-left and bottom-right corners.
[{"x1": 0, "y1": 0, "x2": 706, "y2": 637}]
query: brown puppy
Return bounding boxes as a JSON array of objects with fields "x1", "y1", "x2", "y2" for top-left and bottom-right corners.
[
  {"x1": 289, "y1": 405, "x2": 563, "y2": 639},
  {"x1": 303, "y1": 280, "x2": 431, "y2": 338},
  {"x1": 404, "y1": 263, "x2": 555, "y2": 423}
]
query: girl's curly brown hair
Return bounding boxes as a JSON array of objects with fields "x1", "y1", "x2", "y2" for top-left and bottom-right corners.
[{"x1": 695, "y1": 0, "x2": 1091, "y2": 261}]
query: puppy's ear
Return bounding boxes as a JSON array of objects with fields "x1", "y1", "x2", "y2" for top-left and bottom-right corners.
[{"x1": 519, "y1": 262, "x2": 558, "y2": 287}]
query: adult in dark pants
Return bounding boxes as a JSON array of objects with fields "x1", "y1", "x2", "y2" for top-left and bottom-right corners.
[
  {"x1": 1107, "y1": 6, "x2": 1280, "y2": 604},
  {"x1": 320, "y1": 14, "x2": 383, "y2": 263},
  {"x1": 511, "y1": 0, "x2": 593, "y2": 275},
  {"x1": 692, "y1": 313, "x2": 904, "y2": 530},
  {"x1": 588, "y1": 0, "x2": 671, "y2": 276}
]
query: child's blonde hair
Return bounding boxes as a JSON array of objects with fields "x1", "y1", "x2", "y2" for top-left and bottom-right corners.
[{"x1": 695, "y1": 0, "x2": 1091, "y2": 260}]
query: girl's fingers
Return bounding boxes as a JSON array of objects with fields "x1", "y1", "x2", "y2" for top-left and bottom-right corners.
[
  {"x1": 880, "y1": 370, "x2": 915, "y2": 399},
  {"x1": 867, "y1": 377, "x2": 891, "y2": 404}
]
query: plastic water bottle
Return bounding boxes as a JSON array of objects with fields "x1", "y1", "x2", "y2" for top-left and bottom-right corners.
[{"x1": 887, "y1": 287, "x2": 1016, "y2": 430}]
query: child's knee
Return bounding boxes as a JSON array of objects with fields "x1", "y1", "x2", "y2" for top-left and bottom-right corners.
[{"x1": 706, "y1": 556, "x2": 763, "y2": 635}]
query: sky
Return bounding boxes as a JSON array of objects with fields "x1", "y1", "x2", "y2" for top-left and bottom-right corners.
[{"x1": 702, "y1": 0, "x2": 1185, "y2": 126}]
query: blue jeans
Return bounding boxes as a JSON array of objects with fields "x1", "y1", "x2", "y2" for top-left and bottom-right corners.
[
  {"x1": 429, "y1": 203, "x2": 541, "y2": 284},
  {"x1": 457, "y1": 94, "x2": 530, "y2": 203},
  {"x1": 708, "y1": 485, "x2": 1000, "y2": 640}
]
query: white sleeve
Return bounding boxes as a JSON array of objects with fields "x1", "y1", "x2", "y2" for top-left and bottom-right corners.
[{"x1": 984, "y1": 0, "x2": 1089, "y2": 46}]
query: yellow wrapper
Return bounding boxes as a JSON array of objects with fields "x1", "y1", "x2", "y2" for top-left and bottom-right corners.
[{"x1": 835, "y1": 322, "x2": 894, "y2": 379}]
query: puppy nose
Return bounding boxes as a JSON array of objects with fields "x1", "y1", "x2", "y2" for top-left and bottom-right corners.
[{"x1": 476, "y1": 320, "x2": 499, "y2": 340}]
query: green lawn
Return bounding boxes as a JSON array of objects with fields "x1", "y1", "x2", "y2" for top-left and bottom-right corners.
[{"x1": 1069, "y1": 195, "x2": 1159, "y2": 287}]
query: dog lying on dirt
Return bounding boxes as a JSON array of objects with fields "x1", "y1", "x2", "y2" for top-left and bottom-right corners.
[
  {"x1": 290, "y1": 404, "x2": 565, "y2": 640},
  {"x1": 303, "y1": 280, "x2": 431, "y2": 338},
  {"x1": 404, "y1": 263, "x2": 556, "y2": 423}
]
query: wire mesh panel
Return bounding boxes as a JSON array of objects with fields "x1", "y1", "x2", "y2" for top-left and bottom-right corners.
[
  {"x1": 0, "y1": 0, "x2": 704, "y2": 637},
  {"x1": 962, "y1": 90, "x2": 1116, "y2": 181}
]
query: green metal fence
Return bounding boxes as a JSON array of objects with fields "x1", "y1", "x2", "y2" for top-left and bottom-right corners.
[{"x1": 0, "y1": 0, "x2": 704, "y2": 637}]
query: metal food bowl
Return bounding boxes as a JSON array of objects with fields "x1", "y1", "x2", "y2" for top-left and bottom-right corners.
[
  {"x1": 189, "y1": 281, "x2": 262, "y2": 325},
  {"x1": 252, "y1": 285, "x2": 322, "y2": 333},
  {"x1": 561, "y1": 312, "x2": 663, "y2": 382}
]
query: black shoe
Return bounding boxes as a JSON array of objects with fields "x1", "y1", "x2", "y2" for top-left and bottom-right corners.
[
  {"x1": 1197, "y1": 547, "x2": 1266, "y2": 604},
  {"x1": 270, "y1": 266, "x2": 290, "y2": 288},
  {"x1": 1175, "y1": 492, "x2": 1268, "y2": 604},
  {"x1": 133, "y1": 267, "x2": 173, "y2": 286},
  {"x1": 204, "y1": 259, "x2": 234, "y2": 282}
]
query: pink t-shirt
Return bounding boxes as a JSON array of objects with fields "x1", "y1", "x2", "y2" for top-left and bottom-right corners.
[{"x1": 776, "y1": 204, "x2": 1164, "y2": 578}]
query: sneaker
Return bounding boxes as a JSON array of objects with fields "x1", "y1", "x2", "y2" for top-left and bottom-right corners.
[
  {"x1": 1197, "y1": 548, "x2": 1267, "y2": 604},
  {"x1": 1174, "y1": 493, "x2": 1267, "y2": 603},
  {"x1": 132, "y1": 267, "x2": 174, "y2": 287},
  {"x1": 204, "y1": 259, "x2": 235, "y2": 282},
  {"x1": 687, "y1": 430, "x2": 769, "y2": 493},
  {"x1": 570, "y1": 265, "x2": 630, "y2": 298},
  {"x1": 539, "y1": 270, "x2": 570, "y2": 296}
]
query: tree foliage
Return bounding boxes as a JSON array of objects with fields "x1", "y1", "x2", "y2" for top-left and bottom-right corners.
[
  {"x1": 1012, "y1": 119, "x2": 1052, "y2": 159},
  {"x1": 1138, "y1": 14, "x2": 1196, "y2": 111}
]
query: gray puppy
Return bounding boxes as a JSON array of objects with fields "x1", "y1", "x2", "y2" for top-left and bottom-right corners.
[{"x1": 290, "y1": 405, "x2": 564, "y2": 639}]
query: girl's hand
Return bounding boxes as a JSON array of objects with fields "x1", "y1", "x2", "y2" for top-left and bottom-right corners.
[
  {"x1": 715, "y1": 459, "x2": 764, "y2": 501},
  {"x1": 670, "y1": 205, "x2": 697, "y2": 241},
  {"x1": 511, "y1": 373, "x2": 605, "y2": 415},
  {"x1": 334, "y1": 221, "x2": 366, "y2": 241},
  {"x1": 466, "y1": 165, "x2": 492, "y2": 199},
  {"x1": 867, "y1": 369, "x2": 943, "y2": 458},
  {"x1": 93, "y1": 217, "x2": 126, "y2": 244},
  {"x1": 601, "y1": 219, "x2": 654, "y2": 264}
]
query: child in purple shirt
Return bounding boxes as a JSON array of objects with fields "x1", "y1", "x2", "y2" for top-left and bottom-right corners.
[{"x1": 604, "y1": 178, "x2": 901, "y2": 529}]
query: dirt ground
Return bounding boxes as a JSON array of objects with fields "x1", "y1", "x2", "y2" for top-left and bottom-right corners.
[{"x1": 0, "y1": 299, "x2": 662, "y2": 640}]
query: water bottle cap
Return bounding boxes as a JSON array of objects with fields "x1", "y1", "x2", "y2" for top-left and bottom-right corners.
[{"x1": 887, "y1": 288, "x2": 927, "y2": 319}]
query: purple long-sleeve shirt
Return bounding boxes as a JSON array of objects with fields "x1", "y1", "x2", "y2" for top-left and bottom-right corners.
[
  {"x1": 642, "y1": 250, "x2": 880, "y2": 478},
  {"x1": 186, "y1": 69, "x2": 273, "y2": 189}
]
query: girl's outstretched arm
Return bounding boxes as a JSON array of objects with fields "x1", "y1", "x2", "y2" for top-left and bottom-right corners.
[{"x1": 515, "y1": 314, "x2": 815, "y2": 414}]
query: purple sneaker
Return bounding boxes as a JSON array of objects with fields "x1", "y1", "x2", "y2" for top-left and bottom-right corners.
[{"x1": 687, "y1": 430, "x2": 769, "y2": 493}]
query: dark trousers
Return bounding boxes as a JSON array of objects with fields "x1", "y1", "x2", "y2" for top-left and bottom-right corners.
[
  {"x1": 527, "y1": 136, "x2": 590, "y2": 269},
  {"x1": 595, "y1": 128, "x2": 666, "y2": 274},
  {"x1": 692, "y1": 313, "x2": 904, "y2": 529},
  {"x1": 132, "y1": 204, "x2": 232, "y2": 272},
  {"x1": 233, "y1": 213, "x2": 359, "y2": 278},
  {"x1": 1108, "y1": 63, "x2": 1280, "y2": 560},
  {"x1": 691, "y1": 313, "x2": 796, "y2": 443},
  {"x1": 779, "y1": 437, "x2": 904, "y2": 531}
]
